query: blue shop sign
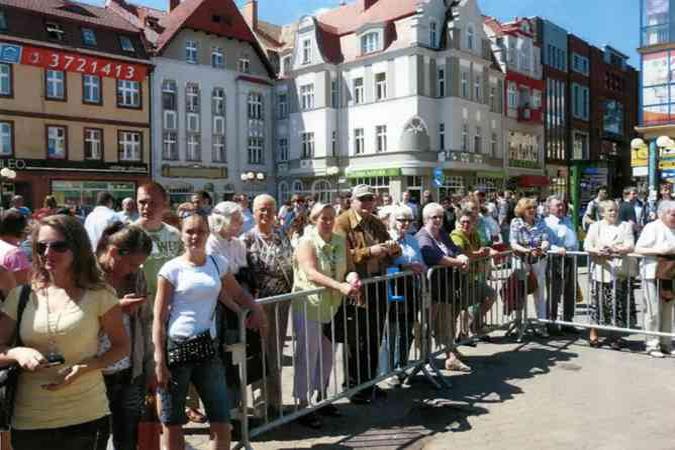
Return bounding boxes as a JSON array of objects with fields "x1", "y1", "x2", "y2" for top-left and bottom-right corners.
[{"x1": 0, "y1": 43, "x2": 22, "y2": 64}]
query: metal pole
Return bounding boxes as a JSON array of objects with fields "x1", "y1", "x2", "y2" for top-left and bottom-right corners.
[{"x1": 648, "y1": 140, "x2": 659, "y2": 209}]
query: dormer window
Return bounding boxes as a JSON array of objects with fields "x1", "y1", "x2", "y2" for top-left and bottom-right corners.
[
  {"x1": 361, "y1": 32, "x2": 380, "y2": 54},
  {"x1": 302, "y1": 39, "x2": 312, "y2": 64},
  {"x1": 119, "y1": 36, "x2": 135, "y2": 52},
  {"x1": 429, "y1": 21, "x2": 437, "y2": 48},
  {"x1": 466, "y1": 24, "x2": 475, "y2": 50},
  {"x1": 46, "y1": 22, "x2": 64, "y2": 41},
  {"x1": 81, "y1": 28, "x2": 97, "y2": 46}
]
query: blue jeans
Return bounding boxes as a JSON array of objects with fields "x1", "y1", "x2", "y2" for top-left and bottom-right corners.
[
  {"x1": 100, "y1": 369, "x2": 144, "y2": 450},
  {"x1": 12, "y1": 416, "x2": 109, "y2": 450},
  {"x1": 158, "y1": 356, "x2": 230, "y2": 425}
]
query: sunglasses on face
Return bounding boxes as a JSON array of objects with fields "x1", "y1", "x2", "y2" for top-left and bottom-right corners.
[
  {"x1": 37, "y1": 240, "x2": 70, "y2": 255},
  {"x1": 396, "y1": 218, "x2": 412, "y2": 223}
]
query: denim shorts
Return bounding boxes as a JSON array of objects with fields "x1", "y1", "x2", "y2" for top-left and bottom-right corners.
[{"x1": 158, "y1": 356, "x2": 230, "y2": 425}]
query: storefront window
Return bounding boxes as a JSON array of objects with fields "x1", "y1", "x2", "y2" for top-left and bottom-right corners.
[
  {"x1": 51, "y1": 180, "x2": 135, "y2": 209},
  {"x1": 350, "y1": 176, "x2": 390, "y2": 195},
  {"x1": 438, "y1": 176, "x2": 465, "y2": 199},
  {"x1": 312, "y1": 179, "x2": 333, "y2": 203}
]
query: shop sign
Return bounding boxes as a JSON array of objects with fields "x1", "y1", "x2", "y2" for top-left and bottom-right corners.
[
  {"x1": 631, "y1": 146, "x2": 648, "y2": 167},
  {"x1": 162, "y1": 165, "x2": 227, "y2": 179},
  {"x1": 476, "y1": 171, "x2": 504, "y2": 179},
  {"x1": 345, "y1": 168, "x2": 401, "y2": 178},
  {"x1": 0, "y1": 41, "x2": 147, "y2": 81},
  {"x1": 633, "y1": 166, "x2": 648, "y2": 177},
  {"x1": 0, "y1": 158, "x2": 27, "y2": 170}
]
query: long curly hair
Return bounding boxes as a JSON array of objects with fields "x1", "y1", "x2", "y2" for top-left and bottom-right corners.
[{"x1": 32, "y1": 214, "x2": 106, "y2": 290}]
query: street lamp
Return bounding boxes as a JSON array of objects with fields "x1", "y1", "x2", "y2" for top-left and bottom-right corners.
[{"x1": 240, "y1": 171, "x2": 266, "y2": 197}]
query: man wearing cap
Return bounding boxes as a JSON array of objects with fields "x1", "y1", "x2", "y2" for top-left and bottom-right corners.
[{"x1": 334, "y1": 184, "x2": 400, "y2": 403}]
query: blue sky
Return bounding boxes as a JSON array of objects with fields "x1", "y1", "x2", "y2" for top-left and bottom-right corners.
[{"x1": 79, "y1": 0, "x2": 641, "y2": 66}]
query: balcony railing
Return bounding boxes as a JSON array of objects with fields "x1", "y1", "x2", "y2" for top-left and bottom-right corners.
[{"x1": 508, "y1": 159, "x2": 541, "y2": 169}]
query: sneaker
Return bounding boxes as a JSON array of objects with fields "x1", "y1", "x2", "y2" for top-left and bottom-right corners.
[
  {"x1": 648, "y1": 349, "x2": 665, "y2": 358},
  {"x1": 445, "y1": 357, "x2": 472, "y2": 372}
]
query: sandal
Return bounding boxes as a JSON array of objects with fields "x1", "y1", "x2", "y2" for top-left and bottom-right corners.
[
  {"x1": 445, "y1": 357, "x2": 472, "y2": 372},
  {"x1": 185, "y1": 407, "x2": 207, "y2": 423},
  {"x1": 589, "y1": 339, "x2": 601, "y2": 348}
]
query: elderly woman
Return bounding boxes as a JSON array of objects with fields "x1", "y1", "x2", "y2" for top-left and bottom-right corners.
[
  {"x1": 292, "y1": 203, "x2": 361, "y2": 428},
  {"x1": 584, "y1": 200, "x2": 635, "y2": 349},
  {"x1": 416, "y1": 202, "x2": 471, "y2": 372},
  {"x1": 635, "y1": 200, "x2": 675, "y2": 358},
  {"x1": 240, "y1": 194, "x2": 294, "y2": 418},
  {"x1": 384, "y1": 205, "x2": 426, "y2": 385},
  {"x1": 509, "y1": 198, "x2": 550, "y2": 333},
  {"x1": 451, "y1": 209, "x2": 497, "y2": 341},
  {"x1": 206, "y1": 201, "x2": 247, "y2": 275}
]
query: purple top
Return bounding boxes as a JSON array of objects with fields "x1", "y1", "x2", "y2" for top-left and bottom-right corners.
[{"x1": 415, "y1": 227, "x2": 461, "y2": 267}]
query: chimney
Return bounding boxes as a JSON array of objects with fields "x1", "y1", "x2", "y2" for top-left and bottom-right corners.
[
  {"x1": 358, "y1": 0, "x2": 378, "y2": 11},
  {"x1": 169, "y1": 0, "x2": 180, "y2": 11},
  {"x1": 242, "y1": 0, "x2": 258, "y2": 30}
]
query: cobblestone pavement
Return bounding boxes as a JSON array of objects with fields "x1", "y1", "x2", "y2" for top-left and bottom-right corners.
[{"x1": 182, "y1": 333, "x2": 675, "y2": 450}]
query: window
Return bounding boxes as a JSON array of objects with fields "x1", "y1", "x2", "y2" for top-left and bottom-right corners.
[
  {"x1": 162, "y1": 132, "x2": 178, "y2": 160},
  {"x1": 466, "y1": 24, "x2": 474, "y2": 50},
  {"x1": 375, "y1": 72, "x2": 387, "y2": 100},
  {"x1": 162, "y1": 80, "x2": 177, "y2": 110},
  {"x1": 119, "y1": 36, "x2": 135, "y2": 52},
  {"x1": 186, "y1": 83, "x2": 200, "y2": 113},
  {"x1": 0, "y1": 122, "x2": 12, "y2": 156},
  {"x1": 531, "y1": 90, "x2": 541, "y2": 109},
  {"x1": 211, "y1": 47, "x2": 224, "y2": 68},
  {"x1": 213, "y1": 116, "x2": 225, "y2": 135},
  {"x1": 164, "y1": 111, "x2": 177, "y2": 130},
  {"x1": 0, "y1": 10, "x2": 6, "y2": 31},
  {"x1": 473, "y1": 74, "x2": 481, "y2": 102},
  {"x1": 507, "y1": 82, "x2": 517, "y2": 109},
  {"x1": 0, "y1": 64, "x2": 12, "y2": 97},
  {"x1": 82, "y1": 75, "x2": 101, "y2": 104},
  {"x1": 118, "y1": 131, "x2": 141, "y2": 161},
  {"x1": 572, "y1": 83, "x2": 589, "y2": 120},
  {"x1": 331, "y1": 131, "x2": 337, "y2": 156},
  {"x1": 429, "y1": 21, "x2": 438, "y2": 48},
  {"x1": 238, "y1": 57, "x2": 250, "y2": 73},
  {"x1": 353, "y1": 77, "x2": 364, "y2": 104},
  {"x1": 354, "y1": 128, "x2": 365, "y2": 154},
  {"x1": 46, "y1": 70, "x2": 65, "y2": 100},
  {"x1": 278, "y1": 138, "x2": 288, "y2": 162},
  {"x1": 247, "y1": 92, "x2": 263, "y2": 119},
  {"x1": 186, "y1": 113, "x2": 200, "y2": 132},
  {"x1": 376, "y1": 125, "x2": 387, "y2": 152},
  {"x1": 301, "y1": 132, "x2": 315, "y2": 159},
  {"x1": 439, "y1": 123, "x2": 445, "y2": 150},
  {"x1": 212, "y1": 134, "x2": 226, "y2": 163},
  {"x1": 461, "y1": 71, "x2": 468, "y2": 98},
  {"x1": 300, "y1": 84, "x2": 314, "y2": 110},
  {"x1": 572, "y1": 131, "x2": 589, "y2": 160},
  {"x1": 461, "y1": 123, "x2": 468, "y2": 152},
  {"x1": 186, "y1": 134, "x2": 201, "y2": 161},
  {"x1": 437, "y1": 67, "x2": 445, "y2": 97},
  {"x1": 81, "y1": 28, "x2": 97, "y2": 46},
  {"x1": 489, "y1": 85, "x2": 496, "y2": 111},
  {"x1": 361, "y1": 32, "x2": 380, "y2": 54},
  {"x1": 491, "y1": 132, "x2": 498, "y2": 157},
  {"x1": 46, "y1": 22, "x2": 64, "y2": 41},
  {"x1": 117, "y1": 80, "x2": 140, "y2": 107},
  {"x1": 277, "y1": 93, "x2": 288, "y2": 118},
  {"x1": 185, "y1": 40, "x2": 198, "y2": 64},
  {"x1": 302, "y1": 39, "x2": 312, "y2": 64},
  {"x1": 247, "y1": 137, "x2": 264, "y2": 164},
  {"x1": 520, "y1": 41, "x2": 530, "y2": 72},
  {"x1": 84, "y1": 128, "x2": 102, "y2": 160},
  {"x1": 572, "y1": 53, "x2": 589, "y2": 75},
  {"x1": 212, "y1": 87, "x2": 225, "y2": 116},
  {"x1": 47, "y1": 125, "x2": 67, "y2": 159},
  {"x1": 331, "y1": 79, "x2": 338, "y2": 108},
  {"x1": 474, "y1": 126, "x2": 482, "y2": 153}
]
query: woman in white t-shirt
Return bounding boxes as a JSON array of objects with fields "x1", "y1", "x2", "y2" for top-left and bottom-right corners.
[
  {"x1": 153, "y1": 214, "x2": 266, "y2": 450},
  {"x1": 635, "y1": 200, "x2": 675, "y2": 358}
]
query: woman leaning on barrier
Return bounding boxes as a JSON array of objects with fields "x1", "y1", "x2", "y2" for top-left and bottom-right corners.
[
  {"x1": 0, "y1": 214, "x2": 129, "y2": 450},
  {"x1": 292, "y1": 202, "x2": 361, "y2": 429},
  {"x1": 583, "y1": 200, "x2": 635, "y2": 350},
  {"x1": 509, "y1": 198, "x2": 550, "y2": 336},
  {"x1": 153, "y1": 214, "x2": 265, "y2": 450},
  {"x1": 384, "y1": 205, "x2": 427, "y2": 387},
  {"x1": 415, "y1": 202, "x2": 471, "y2": 372},
  {"x1": 635, "y1": 199, "x2": 675, "y2": 358}
]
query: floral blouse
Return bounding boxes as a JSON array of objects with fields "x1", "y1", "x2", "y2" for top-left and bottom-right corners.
[{"x1": 240, "y1": 227, "x2": 294, "y2": 298}]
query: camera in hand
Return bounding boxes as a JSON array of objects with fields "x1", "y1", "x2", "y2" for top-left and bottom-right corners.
[{"x1": 45, "y1": 353, "x2": 65, "y2": 366}]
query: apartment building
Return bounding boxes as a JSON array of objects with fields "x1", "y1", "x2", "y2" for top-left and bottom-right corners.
[
  {"x1": 109, "y1": 0, "x2": 275, "y2": 203},
  {"x1": 0, "y1": 0, "x2": 152, "y2": 209},
  {"x1": 245, "y1": 0, "x2": 505, "y2": 203}
]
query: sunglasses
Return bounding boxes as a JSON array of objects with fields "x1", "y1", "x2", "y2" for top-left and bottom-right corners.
[
  {"x1": 37, "y1": 240, "x2": 70, "y2": 255},
  {"x1": 396, "y1": 218, "x2": 412, "y2": 223}
]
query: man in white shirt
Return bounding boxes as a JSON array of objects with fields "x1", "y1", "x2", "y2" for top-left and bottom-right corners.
[
  {"x1": 544, "y1": 195, "x2": 580, "y2": 335},
  {"x1": 116, "y1": 197, "x2": 139, "y2": 224},
  {"x1": 84, "y1": 191, "x2": 118, "y2": 251}
]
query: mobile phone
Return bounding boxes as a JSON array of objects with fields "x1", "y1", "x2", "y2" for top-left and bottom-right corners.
[{"x1": 44, "y1": 353, "x2": 65, "y2": 367}]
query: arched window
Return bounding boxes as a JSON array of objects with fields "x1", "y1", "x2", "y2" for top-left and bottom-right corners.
[
  {"x1": 292, "y1": 179, "x2": 304, "y2": 194},
  {"x1": 278, "y1": 181, "x2": 290, "y2": 204},
  {"x1": 466, "y1": 24, "x2": 475, "y2": 50},
  {"x1": 312, "y1": 179, "x2": 332, "y2": 203},
  {"x1": 399, "y1": 116, "x2": 430, "y2": 152}
]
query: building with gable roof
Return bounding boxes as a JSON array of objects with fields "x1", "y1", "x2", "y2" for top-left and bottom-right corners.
[
  {"x1": 244, "y1": 0, "x2": 505, "y2": 204},
  {"x1": 108, "y1": 0, "x2": 275, "y2": 204}
]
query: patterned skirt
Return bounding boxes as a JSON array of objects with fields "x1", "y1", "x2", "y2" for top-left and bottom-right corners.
[{"x1": 590, "y1": 279, "x2": 629, "y2": 328}]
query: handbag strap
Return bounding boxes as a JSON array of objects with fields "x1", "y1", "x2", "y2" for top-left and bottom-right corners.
[{"x1": 13, "y1": 285, "x2": 31, "y2": 348}]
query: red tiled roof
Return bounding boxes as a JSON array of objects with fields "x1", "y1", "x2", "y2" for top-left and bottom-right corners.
[
  {"x1": 0, "y1": 0, "x2": 141, "y2": 32},
  {"x1": 316, "y1": 21, "x2": 343, "y2": 64},
  {"x1": 317, "y1": 0, "x2": 418, "y2": 36},
  {"x1": 155, "y1": 0, "x2": 258, "y2": 52}
]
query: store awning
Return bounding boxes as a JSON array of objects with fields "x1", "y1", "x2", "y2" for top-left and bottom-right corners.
[{"x1": 518, "y1": 175, "x2": 549, "y2": 187}]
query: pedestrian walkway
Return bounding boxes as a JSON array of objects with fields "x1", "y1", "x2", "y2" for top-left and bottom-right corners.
[{"x1": 182, "y1": 333, "x2": 674, "y2": 450}]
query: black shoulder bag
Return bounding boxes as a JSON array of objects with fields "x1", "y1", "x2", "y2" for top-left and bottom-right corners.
[{"x1": 0, "y1": 285, "x2": 32, "y2": 431}]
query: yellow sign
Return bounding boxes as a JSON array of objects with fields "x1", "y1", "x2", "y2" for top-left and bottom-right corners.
[
  {"x1": 631, "y1": 147, "x2": 648, "y2": 167},
  {"x1": 660, "y1": 160, "x2": 675, "y2": 169}
]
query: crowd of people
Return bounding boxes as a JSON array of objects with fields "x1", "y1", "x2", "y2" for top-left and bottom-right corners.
[{"x1": 0, "y1": 180, "x2": 673, "y2": 449}]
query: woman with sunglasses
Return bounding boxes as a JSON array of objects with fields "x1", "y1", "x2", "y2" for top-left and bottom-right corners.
[
  {"x1": 0, "y1": 214, "x2": 129, "y2": 450},
  {"x1": 95, "y1": 222, "x2": 153, "y2": 450},
  {"x1": 153, "y1": 214, "x2": 265, "y2": 450}
]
